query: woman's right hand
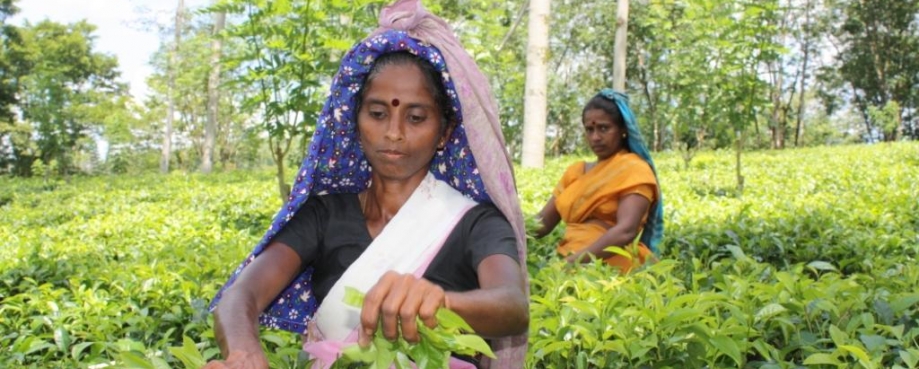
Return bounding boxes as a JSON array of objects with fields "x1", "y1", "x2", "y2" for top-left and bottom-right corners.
[
  {"x1": 201, "y1": 350, "x2": 269, "y2": 369},
  {"x1": 359, "y1": 271, "x2": 446, "y2": 347}
]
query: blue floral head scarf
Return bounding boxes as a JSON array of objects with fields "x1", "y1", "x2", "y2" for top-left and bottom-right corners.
[
  {"x1": 598, "y1": 88, "x2": 664, "y2": 254},
  {"x1": 209, "y1": 30, "x2": 492, "y2": 334}
]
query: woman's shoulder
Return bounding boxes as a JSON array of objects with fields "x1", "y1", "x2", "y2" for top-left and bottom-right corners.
[
  {"x1": 561, "y1": 160, "x2": 587, "y2": 178},
  {"x1": 456, "y1": 202, "x2": 515, "y2": 237},
  {"x1": 463, "y1": 202, "x2": 509, "y2": 223},
  {"x1": 617, "y1": 152, "x2": 653, "y2": 170},
  {"x1": 617, "y1": 152, "x2": 657, "y2": 185},
  {"x1": 565, "y1": 160, "x2": 587, "y2": 171}
]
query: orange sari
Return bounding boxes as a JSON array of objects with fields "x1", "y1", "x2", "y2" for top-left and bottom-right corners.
[{"x1": 553, "y1": 151, "x2": 658, "y2": 272}]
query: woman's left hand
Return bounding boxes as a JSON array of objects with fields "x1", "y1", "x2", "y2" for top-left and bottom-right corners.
[
  {"x1": 359, "y1": 271, "x2": 446, "y2": 347},
  {"x1": 565, "y1": 251, "x2": 593, "y2": 264}
]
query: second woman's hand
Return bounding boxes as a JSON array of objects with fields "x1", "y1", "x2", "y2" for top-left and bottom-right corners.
[{"x1": 359, "y1": 271, "x2": 446, "y2": 347}]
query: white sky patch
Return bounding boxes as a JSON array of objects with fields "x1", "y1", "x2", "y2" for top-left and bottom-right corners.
[{"x1": 12, "y1": 0, "x2": 210, "y2": 101}]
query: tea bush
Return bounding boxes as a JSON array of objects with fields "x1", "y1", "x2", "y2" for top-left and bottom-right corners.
[{"x1": 0, "y1": 142, "x2": 916, "y2": 368}]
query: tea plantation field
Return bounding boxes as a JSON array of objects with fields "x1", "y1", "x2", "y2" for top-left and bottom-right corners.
[{"x1": 1, "y1": 142, "x2": 917, "y2": 368}]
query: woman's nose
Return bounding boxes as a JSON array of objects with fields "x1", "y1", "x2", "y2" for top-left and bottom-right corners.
[
  {"x1": 587, "y1": 131, "x2": 600, "y2": 142},
  {"x1": 384, "y1": 116, "x2": 404, "y2": 141}
]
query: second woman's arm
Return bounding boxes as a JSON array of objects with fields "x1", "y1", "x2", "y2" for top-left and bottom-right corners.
[
  {"x1": 567, "y1": 194, "x2": 650, "y2": 263},
  {"x1": 533, "y1": 195, "x2": 561, "y2": 238}
]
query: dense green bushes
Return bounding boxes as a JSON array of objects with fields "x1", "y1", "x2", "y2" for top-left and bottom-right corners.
[{"x1": 1, "y1": 143, "x2": 917, "y2": 368}]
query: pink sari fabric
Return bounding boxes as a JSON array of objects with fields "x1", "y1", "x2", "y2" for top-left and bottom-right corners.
[{"x1": 374, "y1": 1, "x2": 528, "y2": 368}]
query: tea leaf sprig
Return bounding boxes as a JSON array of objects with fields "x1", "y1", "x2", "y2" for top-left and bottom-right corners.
[{"x1": 331, "y1": 287, "x2": 495, "y2": 369}]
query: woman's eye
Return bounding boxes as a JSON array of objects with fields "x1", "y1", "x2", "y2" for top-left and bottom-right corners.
[
  {"x1": 598, "y1": 126, "x2": 610, "y2": 133},
  {"x1": 368, "y1": 110, "x2": 386, "y2": 119},
  {"x1": 408, "y1": 115, "x2": 426, "y2": 123}
]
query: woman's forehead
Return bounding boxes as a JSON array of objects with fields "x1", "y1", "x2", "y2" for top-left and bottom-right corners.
[
  {"x1": 583, "y1": 109, "x2": 615, "y2": 123},
  {"x1": 363, "y1": 64, "x2": 436, "y2": 106}
]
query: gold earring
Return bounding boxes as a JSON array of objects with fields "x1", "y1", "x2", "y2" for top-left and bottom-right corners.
[{"x1": 622, "y1": 133, "x2": 627, "y2": 138}]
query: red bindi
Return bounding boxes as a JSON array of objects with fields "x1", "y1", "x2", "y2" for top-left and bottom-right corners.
[{"x1": 391, "y1": 98, "x2": 400, "y2": 107}]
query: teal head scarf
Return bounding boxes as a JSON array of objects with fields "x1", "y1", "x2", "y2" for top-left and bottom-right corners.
[{"x1": 597, "y1": 88, "x2": 664, "y2": 254}]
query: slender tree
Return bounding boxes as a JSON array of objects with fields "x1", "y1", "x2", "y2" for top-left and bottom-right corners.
[
  {"x1": 521, "y1": 0, "x2": 550, "y2": 168},
  {"x1": 612, "y1": 0, "x2": 630, "y2": 92},
  {"x1": 161, "y1": 0, "x2": 184, "y2": 174},
  {"x1": 202, "y1": 8, "x2": 225, "y2": 174}
]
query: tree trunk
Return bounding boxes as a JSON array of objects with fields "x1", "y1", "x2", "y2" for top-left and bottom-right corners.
[
  {"x1": 161, "y1": 0, "x2": 184, "y2": 174},
  {"x1": 274, "y1": 146, "x2": 289, "y2": 201},
  {"x1": 794, "y1": 0, "x2": 812, "y2": 147},
  {"x1": 269, "y1": 137, "x2": 291, "y2": 201},
  {"x1": 769, "y1": 59, "x2": 783, "y2": 150},
  {"x1": 203, "y1": 10, "x2": 225, "y2": 174},
  {"x1": 612, "y1": 0, "x2": 630, "y2": 92},
  {"x1": 735, "y1": 129, "x2": 745, "y2": 195},
  {"x1": 521, "y1": 0, "x2": 550, "y2": 168},
  {"x1": 638, "y1": 51, "x2": 659, "y2": 152}
]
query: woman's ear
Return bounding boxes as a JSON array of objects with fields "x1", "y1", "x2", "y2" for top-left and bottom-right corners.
[{"x1": 439, "y1": 121, "x2": 455, "y2": 149}]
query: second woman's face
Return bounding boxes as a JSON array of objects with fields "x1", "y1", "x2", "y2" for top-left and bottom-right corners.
[
  {"x1": 358, "y1": 63, "x2": 444, "y2": 182},
  {"x1": 583, "y1": 108, "x2": 625, "y2": 161}
]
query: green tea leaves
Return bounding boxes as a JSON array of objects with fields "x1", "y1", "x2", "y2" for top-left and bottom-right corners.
[{"x1": 334, "y1": 288, "x2": 495, "y2": 368}]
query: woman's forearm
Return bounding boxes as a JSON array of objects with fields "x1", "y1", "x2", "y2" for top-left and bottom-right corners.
[
  {"x1": 445, "y1": 285, "x2": 528, "y2": 338},
  {"x1": 573, "y1": 194, "x2": 650, "y2": 262},
  {"x1": 213, "y1": 287, "x2": 264, "y2": 357},
  {"x1": 444, "y1": 254, "x2": 528, "y2": 338},
  {"x1": 534, "y1": 196, "x2": 561, "y2": 238},
  {"x1": 580, "y1": 224, "x2": 639, "y2": 260},
  {"x1": 211, "y1": 243, "x2": 304, "y2": 359}
]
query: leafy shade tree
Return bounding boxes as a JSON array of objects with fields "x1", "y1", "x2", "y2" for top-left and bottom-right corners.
[
  {"x1": 834, "y1": 0, "x2": 919, "y2": 141},
  {"x1": 0, "y1": 0, "x2": 31, "y2": 175},
  {"x1": 0, "y1": 0, "x2": 21, "y2": 123},
  {"x1": 12, "y1": 20, "x2": 125, "y2": 175},
  {"x1": 216, "y1": 0, "x2": 377, "y2": 200},
  {"x1": 426, "y1": 0, "x2": 528, "y2": 160}
]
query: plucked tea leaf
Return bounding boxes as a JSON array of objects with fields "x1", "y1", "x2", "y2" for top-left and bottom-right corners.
[
  {"x1": 453, "y1": 334, "x2": 496, "y2": 358},
  {"x1": 344, "y1": 286, "x2": 366, "y2": 308},
  {"x1": 340, "y1": 343, "x2": 377, "y2": 363},
  {"x1": 435, "y1": 308, "x2": 474, "y2": 332},
  {"x1": 333, "y1": 288, "x2": 492, "y2": 367}
]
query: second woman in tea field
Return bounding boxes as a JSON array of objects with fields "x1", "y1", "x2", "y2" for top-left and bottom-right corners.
[{"x1": 533, "y1": 90, "x2": 664, "y2": 273}]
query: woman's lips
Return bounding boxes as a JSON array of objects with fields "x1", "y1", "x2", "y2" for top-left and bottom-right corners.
[{"x1": 379, "y1": 149, "x2": 406, "y2": 159}]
